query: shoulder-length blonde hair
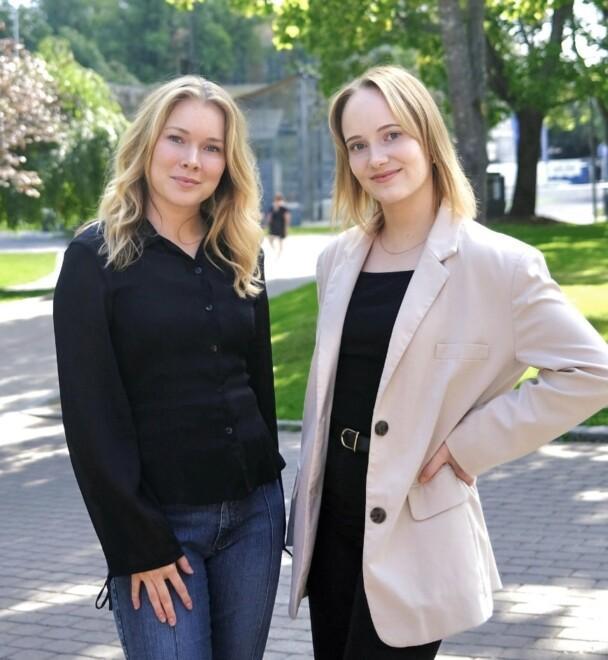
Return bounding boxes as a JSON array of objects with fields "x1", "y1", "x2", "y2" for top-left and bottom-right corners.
[
  {"x1": 328, "y1": 65, "x2": 477, "y2": 231},
  {"x1": 85, "y1": 75, "x2": 263, "y2": 297}
]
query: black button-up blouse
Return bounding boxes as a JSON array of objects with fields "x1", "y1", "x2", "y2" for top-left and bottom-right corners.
[{"x1": 53, "y1": 222, "x2": 285, "y2": 577}]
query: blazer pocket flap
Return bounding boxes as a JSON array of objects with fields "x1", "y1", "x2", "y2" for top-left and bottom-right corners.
[
  {"x1": 435, "y1": 343, "x2": 489, "y2": 360},
  {"x1": 408, "y1": 466, "x2": 468, "y2": 521}
]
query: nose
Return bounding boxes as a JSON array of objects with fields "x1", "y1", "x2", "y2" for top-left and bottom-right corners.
[
  {"x1": 368, "y1": 144, "x2": 388, "y2": 168},
  {"x1": 180, "y1": 146, "x2": 200, "y2": 170}
]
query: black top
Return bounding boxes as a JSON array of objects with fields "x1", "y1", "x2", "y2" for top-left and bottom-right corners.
[
  {"x1": 324, "y1": 270, "x2": 414, "y2": 527},
  {"x1": 330, "y1": 270, "x2": 414, "y2": 437},
  {"x1": 53, "y1": 222, "x2": 285, "y2": 577},
  {"x1": 268, "y1": 205, "x2": 288, "y2": 237}
]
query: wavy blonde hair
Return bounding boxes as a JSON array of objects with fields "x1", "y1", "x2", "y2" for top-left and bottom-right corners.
[
  {"x1": 328, "y1": 65, "x2": 477, "y2": 231},
  {"x1": 83, "y1": 75, "x2": 263, "y2": 297}
]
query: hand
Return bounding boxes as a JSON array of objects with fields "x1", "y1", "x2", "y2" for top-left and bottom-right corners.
[
  {"x1": 419, "y1": 442, "x2": 474, "y2": 486},
  {"x1": 131, "y1": 555, "x2": 194, "y2": 626}
]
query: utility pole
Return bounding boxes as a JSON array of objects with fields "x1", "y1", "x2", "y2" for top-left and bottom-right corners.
[
  {"x1": 588, "y1": 98, "x2": 598, "y2": 222},
  {"x1": 11, "y1": 2, "x2": 20, "y2": 43}
]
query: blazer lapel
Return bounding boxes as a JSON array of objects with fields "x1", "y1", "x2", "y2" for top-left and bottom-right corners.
[
  {"x1": 376, "y1": 205, "x2": 464, "y2": 402},
  {"x1": 315, "y1": 230, "x2": 373, "y2": 414}
]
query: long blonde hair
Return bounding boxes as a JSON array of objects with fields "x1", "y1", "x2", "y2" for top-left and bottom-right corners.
[
  {"x1": 85, "y1": 75, "x2": 263, "y2": 297},
  {"x1": 328, "y1": 65, "x2": 477, "y2": 231}
]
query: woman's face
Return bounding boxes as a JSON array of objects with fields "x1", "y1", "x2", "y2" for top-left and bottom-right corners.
[
  {"x1": 341, "y1": 86, "x2": 433, "y2": 212},
  {"x1": 148, "y1": 98, "x2": 226, "y2": 217}
]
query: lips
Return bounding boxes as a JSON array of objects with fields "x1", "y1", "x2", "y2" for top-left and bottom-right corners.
[
  {"x1": 171, "y1": 176, "x2": 200, "y2": 185},
  {"x1": 371, "y1": 169, "x2": 401, "y2": 183}
]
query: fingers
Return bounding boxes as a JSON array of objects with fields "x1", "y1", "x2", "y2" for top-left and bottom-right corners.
[
  {"x1": 155, "y1": 578, "x2": 177, "y2": 627},
  {"x1": 418, "y1": 444, "x2": 449, "y2": 484},
  {"x1": 142, "y1": 577, "x2": 169, "y2": 625},
  {"x1": 168, "y1": 571, "x2": 193, "y2": 612},
  {"x1": 177, "y1": 555, "x2": 194, "y2": 575},
  {"x1": 451, "y1": 461, "x2": 475, "y2": 486},
  {"x1": 419, "y1": 443, "x2": 475, "y2": 486},
  {"x1": 131, "y1": 575, "x2": 141, "y2": 610},
  {"x1": 131, "y1": 560, "x2": 194, "y2": 626}
]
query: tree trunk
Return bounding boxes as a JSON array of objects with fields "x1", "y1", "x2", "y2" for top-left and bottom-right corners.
[
  {"x1": 509, "y1": 108, "x2": 544, "y2": 219},
  {"x1": 438, "y1": 0, "x2": 488, "y2": 222}
]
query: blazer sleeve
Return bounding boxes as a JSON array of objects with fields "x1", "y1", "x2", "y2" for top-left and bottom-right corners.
[
  {"x1": 445, "y1": 247, "x2": 608, "y2": 477},
  {"x1": 53, "y1": 242, "x2": 183, "y2": 577},
  {"x1": 246, "y1": 251, "x2": 283, "y2": 463}
]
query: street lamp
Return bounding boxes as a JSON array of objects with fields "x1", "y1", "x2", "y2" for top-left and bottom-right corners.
[{"x1": 8, "y1": 0, "x2": 31, "y2": 43}]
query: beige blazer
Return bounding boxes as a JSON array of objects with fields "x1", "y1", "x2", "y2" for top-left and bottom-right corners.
[{"x1": 287, "y1": 204, "x2": 608, "y2": 646}]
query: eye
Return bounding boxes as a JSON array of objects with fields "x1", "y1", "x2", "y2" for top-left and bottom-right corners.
[
  {"x1": 348, "y1": 142, "x2": 366, "y2": 153},
  {"x1": 167, "y1": 134, "x2": 184, "y2": 144},
  {"x1": 386, "y1": 131, "x2": 402, "y2": 141},
  {"x1": 205, "y1": 144, "x2": 223, "y2": 153}
]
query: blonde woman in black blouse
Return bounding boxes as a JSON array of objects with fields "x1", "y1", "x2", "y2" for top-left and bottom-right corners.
[{"x1": 54, "y1": 76, "x2": 285, "y2": 660}]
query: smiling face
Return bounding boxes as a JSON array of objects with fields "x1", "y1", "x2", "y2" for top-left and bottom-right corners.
[
  {"x1": 147, "y1": 97, "x2": 226, "y2": 219},
  {"x1": 341, "y1": 85, "x2": 433, "y2": 217}
]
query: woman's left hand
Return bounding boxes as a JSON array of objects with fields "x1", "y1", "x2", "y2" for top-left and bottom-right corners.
[{"x1": 419, "y1": 442, "x2": 474, "y2": 486}]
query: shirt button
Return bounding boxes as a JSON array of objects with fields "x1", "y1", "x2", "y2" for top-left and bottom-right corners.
[
  {"x1": 370, "y1": 507, "x2": 387, "y2": 524},
  {"x1": 374, "y1": 420, "x2": 389, "y2": 436},
  {"x1": 225, "y1": 426, "x2": 233, "y2": 435},
  {"x1": 210, "y1": 344, "x2": 218, "y2": 352},
  {"x1": 205, "y1": 304, "x2": 214, "y2": 312},
  {"x1": 194, "y1": 266, "x2": 203, "y2": 275}
]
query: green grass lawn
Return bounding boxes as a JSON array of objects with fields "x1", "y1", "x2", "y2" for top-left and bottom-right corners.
[
  {"x1": 270, "y1": 221, "x2": 608, "y2": 424},
  {"x1": 289, "y1": 224, "x2": 338, "y2": 235},
  {"x1": 0, "y1": 252, "x2": 57, "y2": 303},
  {"x1": 0, "y1": 252, "x2": 57, "y2": 288}
]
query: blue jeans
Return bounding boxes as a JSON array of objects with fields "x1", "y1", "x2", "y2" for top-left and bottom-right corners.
[{"x1": 110, "y1": 479, "x2": 285, "y2": 660}]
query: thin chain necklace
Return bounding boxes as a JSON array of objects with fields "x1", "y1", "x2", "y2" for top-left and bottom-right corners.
[{"x1": 378, "y1": 231, "x2": 428, "y2": 256}]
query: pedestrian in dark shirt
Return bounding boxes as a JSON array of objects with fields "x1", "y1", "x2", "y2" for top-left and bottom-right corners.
[
  {"x1": 265, "y1": 192, "x2": 291, "y2": 258},
  {"x1": 53, "y1": 75, "x2": 285, "y2": 660}
]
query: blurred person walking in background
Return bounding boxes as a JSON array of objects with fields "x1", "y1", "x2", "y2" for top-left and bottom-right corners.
[{"x1": 266, "y1": 192, "x2": 291, "y2": 258}]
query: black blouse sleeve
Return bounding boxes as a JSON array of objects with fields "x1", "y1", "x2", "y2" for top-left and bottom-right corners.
[
  {"x1": 53, "y1": 241, "x2": 183, "y2": 577},
  {"x1": 247, "y1": 251, "x2": 281, "y2": 454}
]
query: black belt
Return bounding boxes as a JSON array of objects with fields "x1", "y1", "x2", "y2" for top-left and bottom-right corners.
[{"x1": 330, "y1": 422, "x2": 371, "y2": 454}]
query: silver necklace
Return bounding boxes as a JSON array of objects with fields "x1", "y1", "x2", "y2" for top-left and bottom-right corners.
[{"x1": 378, "y1": 231, "x2": 427, "y2": 256}]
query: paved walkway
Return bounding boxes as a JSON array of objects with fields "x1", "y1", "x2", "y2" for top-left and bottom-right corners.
[{"x1": 1, "y1": 232, "x2": 607, "y2": 658}]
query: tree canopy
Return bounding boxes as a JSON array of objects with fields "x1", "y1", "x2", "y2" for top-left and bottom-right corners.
[{"x1": 0, "y1": 39, "x2": 62, "y2": 196}]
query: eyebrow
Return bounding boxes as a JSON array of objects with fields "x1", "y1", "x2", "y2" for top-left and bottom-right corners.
[
  {"x1": 344, "y1": 123, "x2": 402, "y2": 145},
  {"x1": 165, "y1": 126, "x2": 224, "y2": 143}
]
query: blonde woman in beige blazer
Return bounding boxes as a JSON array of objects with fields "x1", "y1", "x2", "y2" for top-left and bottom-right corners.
[{"x1": 286, "y1": 66, "x2": 608, "y2": 659}]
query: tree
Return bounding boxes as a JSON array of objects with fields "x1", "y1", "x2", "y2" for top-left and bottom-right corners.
[
  {"x1": 35, "y1": 36, "x2": 128, "y2": 228},
  {"x1": 0, "y1": 37, "x2": 127, "y2": 229},
  {"x1": 437, "y1": 0, "x2": 487, "y2": 220},
  {"x1": 485, "y1": 0, "x2": 576, "y2": 218},
  {"x1": 0, "y1": 39, "x2": 62, "y2": 196}
]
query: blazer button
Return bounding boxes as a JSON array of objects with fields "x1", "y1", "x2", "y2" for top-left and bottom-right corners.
[
  {"x1": 370, "y1": 507, "x2": 386, "y2": 524},
  {"x1": 374, "y1": 420, "x2": 389, "y2": 436},
  {"x1": 194, "y1": 266, "x2": 203, "y2": 275}
]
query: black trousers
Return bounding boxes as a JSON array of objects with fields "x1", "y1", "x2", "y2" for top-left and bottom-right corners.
[{"x1": 307, "y1": 439, "x2": 441, "y2": 660}]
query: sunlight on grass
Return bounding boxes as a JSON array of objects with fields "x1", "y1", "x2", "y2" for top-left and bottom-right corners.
[{"x1": 0, "y1": 252, "x2": 56, "y2": 288}]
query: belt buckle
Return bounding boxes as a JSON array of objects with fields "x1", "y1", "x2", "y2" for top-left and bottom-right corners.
[{"x1": 340, "y1": 428, "x2": 360, "y2": 452}]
